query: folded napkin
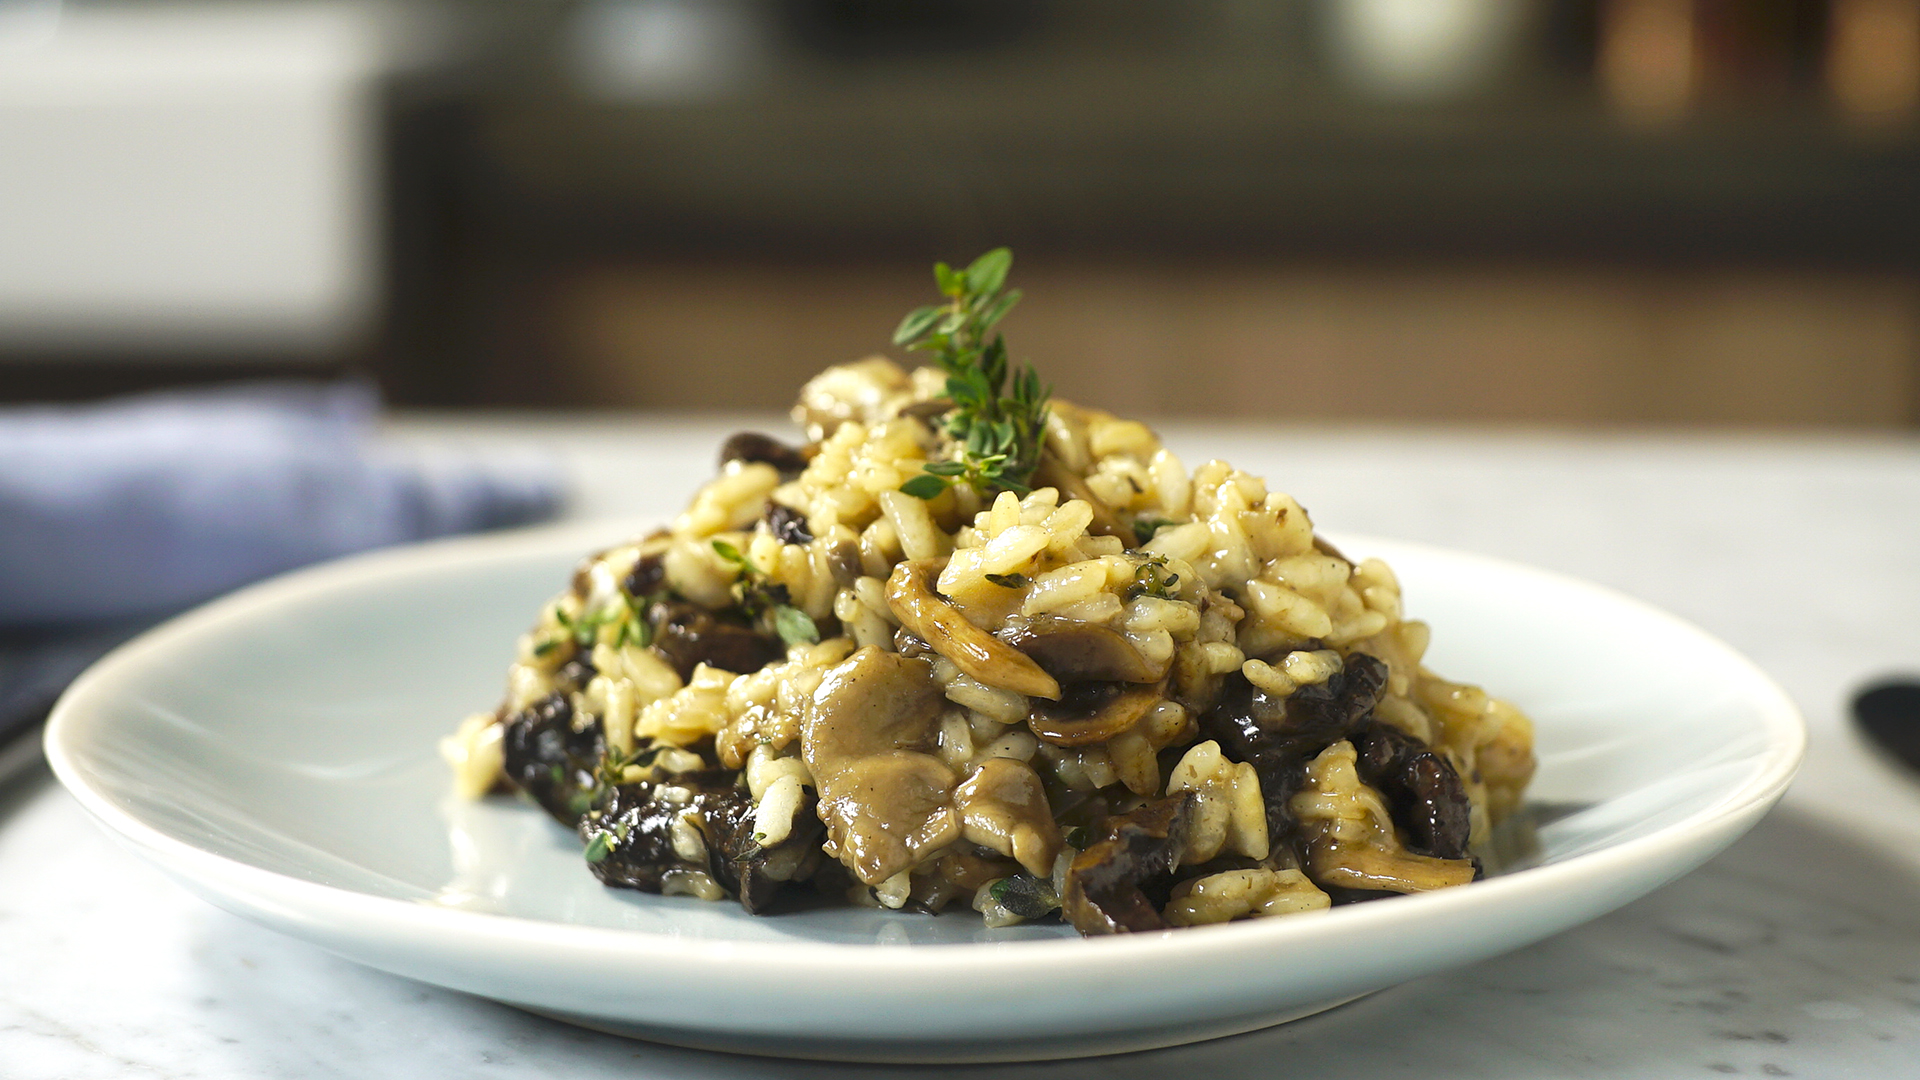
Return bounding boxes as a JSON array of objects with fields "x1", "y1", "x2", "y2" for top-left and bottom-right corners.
[{"x1": 0, "y1": 381, "x2": 563, "y2": 627}]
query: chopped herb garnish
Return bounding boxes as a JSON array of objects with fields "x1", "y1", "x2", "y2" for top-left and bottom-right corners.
[
  {"x1": 596, "y1": 742, "x2": 664, "y2": 789},
  {"x1": 987, "y1": 874, "x2": 1060, "y2": 920},
  {"x1": 712, "y1": 537, "x2": 823, "y2": 647},
  {"x1": 773, "y1": 605, "x2": 820, "y2": 647},
  {"x1": 615, "y1": 605, "x2": 652, "y2": 649},
  {"x1": 711, "y1": 538, "x2": 747, "y2": 566},
  {"x1": 583, "y1": 831, "x2": 613, "y2": 863},
  {"x1": 554, "y1": 589, "x2": 652, "y2": 650},
  {"x1": 894, "y1": 248, "x2": 1051, "y2": 500},
  {"x1": 1125, "y1": 556, "x2": 1181, "y2": 601},
  {"x1": 984, "y1": 572, "x2": 1030, "y2": 589},
  {"x1": 1131, "y1": 517, "x2": 1179, "y2": 546}
]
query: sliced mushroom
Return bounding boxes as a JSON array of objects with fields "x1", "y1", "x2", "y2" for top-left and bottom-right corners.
[
  {"x1": 801, "y1": 647, "x2": 961, "y2": 885},
  {"x1": 580, "y1": 769, "x2": 823, "y2": 913},
  {"x1": 501, "y1": 692, "x2": 604, "y2": 826},
  {"x1": 719, "y1": 432, "x2": 812, "y2": 476},
  {"x1": 649, "y1": 600, "x2": 785, "y2": 680},
  {"x1": 1061, "y1": 793, "x2": 1194, "y2": 935},
  {"x1": 1304, "y1": 839, "x2": 1476, "y2": 894},
  {"x1": 1350, "y1": 721, "x2": 1473, "y2": 860},
  {"x1": 953, "y1": 759, "x2": 1061, "y2": 877},
  {"x1": 1032, "y1": 450, "x2": 1131, "y2": 541},
  {"x1": 825, "y1": 538, "x2": 862, "y2": 586},
  {"x1": 704, "y1": 781, "x2": 826, "y2": 913},
  {"x1": 1027, "y1": 682, "x2": 1164, "y2": 747},
  {"x1": 1002, "y1": 615, "x2": 1165, "y2": 684},
  {"x1": 885, "y1": 559, "x2": 1061, "y2": 700}
]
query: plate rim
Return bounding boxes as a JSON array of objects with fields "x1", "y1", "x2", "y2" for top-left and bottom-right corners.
[{"x1": 43, "y1": 521, "x2": 1807, "y2": 983}]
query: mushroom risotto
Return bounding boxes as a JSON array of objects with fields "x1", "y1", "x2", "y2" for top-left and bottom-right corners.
[{"x1": 441, "y1": 250, "x2": 1535, "y2": 934}]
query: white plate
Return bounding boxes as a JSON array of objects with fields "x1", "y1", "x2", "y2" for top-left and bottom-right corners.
[{"x1": 44, "y1": 523, "x2": 1805, "y2": 1062}]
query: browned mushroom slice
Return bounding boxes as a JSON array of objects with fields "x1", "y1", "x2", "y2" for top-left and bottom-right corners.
[
  {"x1": 1061, "y1": 793, "x2": 1194, "y2": 935},
  {"x1": 1026, "y1": 682, "x2": 1164, "y2": 747},
  {"x1": 1305, "y1": 839, "x2": 1476, "y2": 894},
  {"x1": 824, "y1": 537, "x2": 862, "y2": 586},
  {"x1": 1002, "y1": 615, "x2": 1166, "y2": 684},
  {"x1": 1031, "y1": 450, "x2": 1130, "y2": 541},
  {"x1": 718, "y1": 431, "x2": 812, "y2": 475},
  {"x1": 649, "y1": 600, "x2": 785, "y2": 680},
  {"x1": 953, "y1": 758, "x2": 1061, "y2": 877},
  {"x1": 885, "y1": 559, "x2": 1061, "y2": 700},
  {"x1": 801, "y1": 647, "x2": 961, "y2": 885}
]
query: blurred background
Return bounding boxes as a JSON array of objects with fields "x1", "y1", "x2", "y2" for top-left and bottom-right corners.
[{"x1": 0, "y1": 0, "x2": 1916, "y2": 425}]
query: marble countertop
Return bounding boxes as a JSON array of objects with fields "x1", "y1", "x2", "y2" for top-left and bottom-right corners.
[{"x1": 5, "y1": 416, "x2": 1920, "y2": 1079}]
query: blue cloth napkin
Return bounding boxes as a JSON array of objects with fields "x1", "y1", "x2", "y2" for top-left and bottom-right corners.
[{"x1": 0, "y1": 381, "x2": 563, "y2": 627}]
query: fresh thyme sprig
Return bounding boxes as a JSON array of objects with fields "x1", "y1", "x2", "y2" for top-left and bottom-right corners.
[
  {"x1": 894, "y1": 248, "x2": 1051, "y2": 500},
  {"x1": 711, "y1": 539, "x2": 821, "y2": 647},
  {"x1": 552, "y1": 594, "x2": 650, "y2": 653}
]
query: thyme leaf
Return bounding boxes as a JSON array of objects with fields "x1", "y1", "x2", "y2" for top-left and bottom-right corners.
[
  {"x1": 899, "y1": 474, "x2": 948, "y2": 500},
  {"x1": 583, "y1": 831, "x2": 613, "y2": 863},
  {"x1": 773, "y1": 605, "x2": 820, "y2": 647},
  {"x1": 987, "y1": 874, "x2": 1060, "y2": 920}
]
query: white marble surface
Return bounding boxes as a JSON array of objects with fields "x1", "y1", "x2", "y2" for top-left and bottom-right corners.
[{"x1": 7, "y1": 416, "x2": 1920, "y2": 1079}]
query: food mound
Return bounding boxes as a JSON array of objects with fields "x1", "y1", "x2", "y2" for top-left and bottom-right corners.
[{"x1": 442, "y1": 250, "x2": 1535, "y2": 935}]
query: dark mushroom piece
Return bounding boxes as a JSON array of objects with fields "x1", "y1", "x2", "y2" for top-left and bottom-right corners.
[
  {"x1": 624, "y1": 550, "x2": 667, "y2": 597},
  {"x1": 718, "y1": 432, "x2": 812, "y2": 476},
  {"x1": 1060, "y1": 793, "x2": 1194, "y2": 935},
  {"x1": 649, "y1": 600, "x2": 785, "y2": 680},
  {"x1": 1001, "y1": 615, "x2": 1166, "y2": 685},
  {"x1": 1026, "y1": 681, "x2": 1164, "y2": 747},
  {"x1": 1350, "y1": 721, "x2": 1473, "y2": 860},
  {"x1": 581, "y1": 769, "x2": 824, "y2": 913},
  {"x1": 501, "y1": 692, "x2": 605, "y2": 826},
  {"x1": 885, "y1": 559, "x2": 1061, "y2": 700},
  {"x1": 712, "y1": 785, "x2": 827, "y2": 912},
  {"x1": 1198, "y1": 652, "x2": 1389, "y2": 848},
  {"x1": 765, "y1": 503, "x2": 814, "y2": 545},
  {"x1": 801, "y1": 647, "x2": 961, "y2": 885}
]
